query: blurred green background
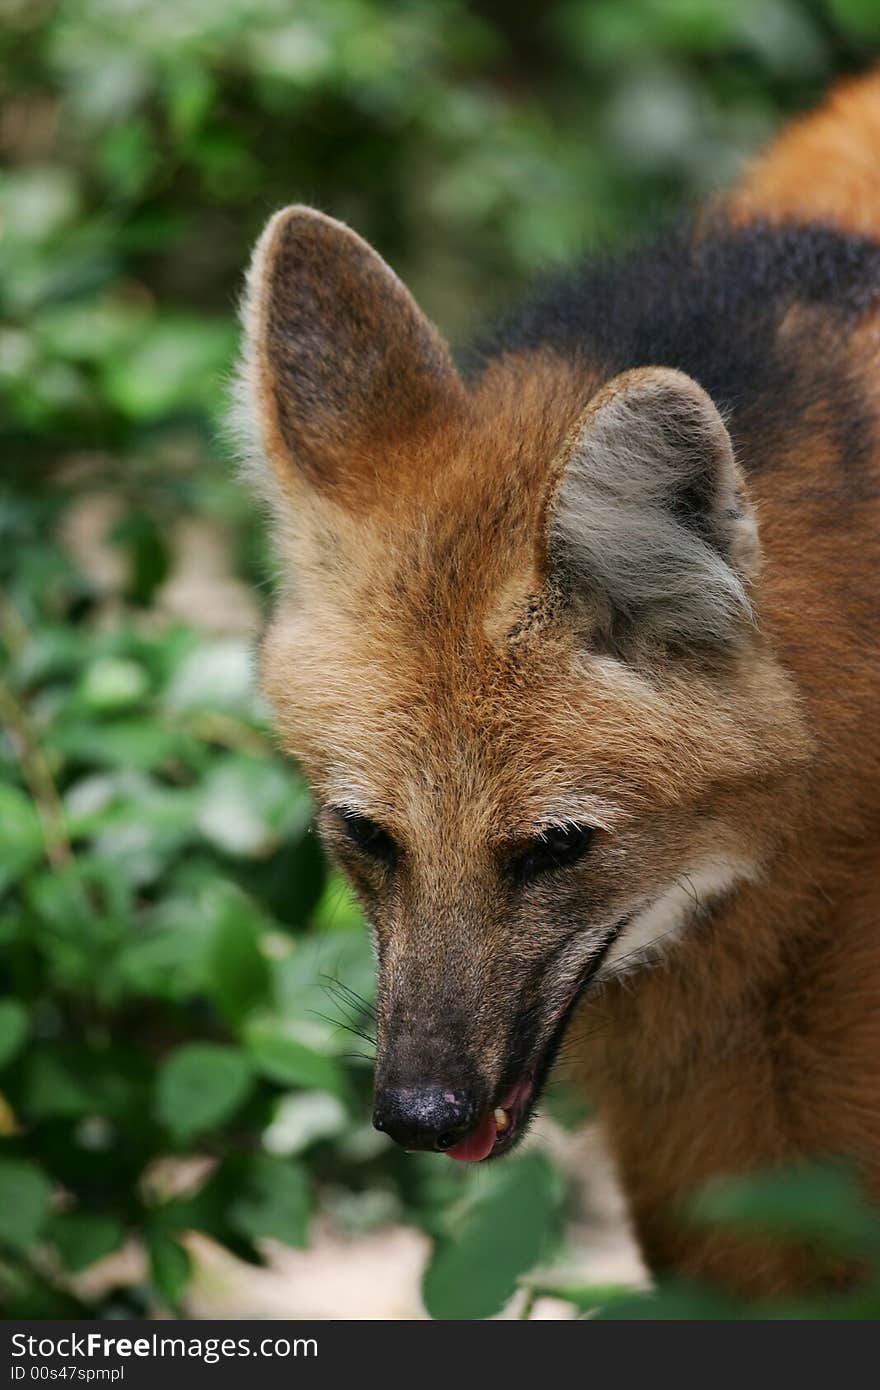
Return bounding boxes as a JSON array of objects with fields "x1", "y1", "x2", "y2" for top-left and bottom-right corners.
[{"x1": 2, "y1": 0, "x2": 880, "y2": 1320}]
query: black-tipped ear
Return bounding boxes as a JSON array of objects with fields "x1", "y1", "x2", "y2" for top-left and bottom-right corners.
[
  {"x1": 237, "y1": 206, "x2": 463, "y2": 499},
  {"x1": 547, "y1": 367, "x2": 760, "y2": 653}
]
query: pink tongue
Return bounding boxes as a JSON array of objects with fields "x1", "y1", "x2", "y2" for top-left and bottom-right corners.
[{"x1": 446, "y1": 1110, "x2": 497, "y2": 1163}]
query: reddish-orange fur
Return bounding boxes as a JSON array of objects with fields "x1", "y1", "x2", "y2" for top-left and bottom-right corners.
[
  {"x1": 728, "y1": 70, "x2": 880, "y2": 238},
  {"x1": 240, "y1": 74, "x2": 880, "y2": 1299}
]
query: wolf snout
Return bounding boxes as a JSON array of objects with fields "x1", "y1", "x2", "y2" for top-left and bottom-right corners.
[{"x1": 372, "y1": 1084, "x2": 478, "y2": 1152}]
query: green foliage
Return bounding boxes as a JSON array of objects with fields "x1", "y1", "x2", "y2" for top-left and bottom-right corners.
[
  {"x1": 155, "y1": 1045, "x2": 255, "y2": 1143},
  {"x1": 536, "y1": 1159, "x2": 880, "y2": 1319},
  {"x1": 1, "y1": 0, "x2": 878, "y2": 1319},
  {"x1": 0, "y1": 451, "x2": 488, "y2": 1312},
  {"x1": 423, "y1": 1152, "x2": 563, "y2": 1319},
  {"x1": 688, "y1": 1157, "x2": 880, "y2": 1261},
  {"x1": 0, "y1": 496, "x2": 403, "y2": 1307},
  {"x1": 51, "y1": 1212, "x2": 126, "y2": 1275},
  {"x1": 0, "y1": 1000, "x2": 28, "y2": 1067},
  {"x1": 0, "y1": 1160, "x2": 53, "y2": 1255},
  {"x1": 146, "y1": 1231, "x2": 192, "y2": 1311},
  {"x1": 227, "y1": 1155, "x2": 311, "y2": 1249}
]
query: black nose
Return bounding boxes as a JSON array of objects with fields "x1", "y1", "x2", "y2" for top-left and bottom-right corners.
[{"x1": 373, "y1": 1085, "x2": 477, "y2": 1152}]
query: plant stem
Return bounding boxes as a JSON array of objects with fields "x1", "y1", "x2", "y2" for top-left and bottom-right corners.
[{"x1": 0, "y1": 599, "x2": 73, "y2": 871}]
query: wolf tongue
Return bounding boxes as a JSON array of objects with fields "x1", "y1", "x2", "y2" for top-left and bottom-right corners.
[{"x1": 446, "y1": 1109, "x2": 498, "y2": 1163}]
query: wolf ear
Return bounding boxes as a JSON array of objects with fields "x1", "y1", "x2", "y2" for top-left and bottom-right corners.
[
  {"x1": 547, "y1": 367, "x2": 760, "y2": 654},
  {"x1": 235, "y1": 206, "x2": 463, "y2": 502}
]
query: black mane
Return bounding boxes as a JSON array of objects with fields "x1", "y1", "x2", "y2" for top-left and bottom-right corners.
[{"x1": 466, "y1": 218, "x2": 880, "y2": 480}]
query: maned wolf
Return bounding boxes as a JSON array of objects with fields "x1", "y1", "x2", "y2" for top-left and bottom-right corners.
[{"x1": 234, "y1": 74, "x2": 880, "y2": 1296}]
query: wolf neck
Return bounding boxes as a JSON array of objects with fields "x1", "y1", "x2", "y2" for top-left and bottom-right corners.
[
  {"x1": 575, "y1": 826, "x2": 880, "y2": 1291},
  {"x1": 594, "y1": 856, "x2": 754, "y2": 983},
  {"x1": 583, "y1": 838, "x2": 814, "y2": 1084}
]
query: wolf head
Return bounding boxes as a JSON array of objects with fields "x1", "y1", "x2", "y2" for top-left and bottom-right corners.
[{"x1": 234, "y1": 207, "x2": 810, "y2": 1160}]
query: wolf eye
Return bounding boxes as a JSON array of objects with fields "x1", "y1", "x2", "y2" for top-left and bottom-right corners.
[
  {"x1": 338, "y1": 811, "x2": 398, "y2": 868},
  {"x1": 512, "y1": 824, "x2": 593, "y2": 884}
]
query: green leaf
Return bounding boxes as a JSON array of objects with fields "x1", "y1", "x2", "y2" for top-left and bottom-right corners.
[
  {"x1": 155, "y1": 1044, "x2": 254, "y2": 1143},
  {"x1": 423, "y1": 1152, "x2": 563, "y2": 1320},
  {"x1": 20, "y1": 1043, "x2": 148, "y2": 1126},
  {"x1": 593, "y1": 1279, "x2": 743, "y2": 1320},
  {"x1": 147, "y1": 1230, "x2": 192, "y2": 1308},
  {"x1": 228, "y1": 1155, "x2": 311, "y2": 1249},
  {"x1": 0, "y1": 784, "x2": 44, "y2": 892},
  {"x1": 0, "y1": 167, "x2": 79, "y2": 243},
  {"x1": 110, "y1": 925, "x2": 207, "y2": 1002},
  {"x1": 244, "y1": 1022, "x2": 348, "y2": 1098},
  {"x1": 50, "y1": 1211, "x2": 126, "y2": 1273},
  {"x1": 98, "y1": 119, "x2": 157, "y2": 201},
  {"x1": 164, "y1": 639, "x2": 255, "y2": 715},
  {"x1": 79, "y1": 656, "x2": 149, "y2": 712},
  {"x1": 10, "y1": 628, "x2": 83, "y2": 690},
  {"x1": 688, "y1": 1159, "x2": 880, "y2": 1259},
  {"x1": 24, "y1": 861, "x2": 129, "y2": 986},
  {"x1": 164, "y1": 65, "x2": 216, "y2": 139},
  {"x1": 826, "y1": 0, "x2": 880, "y2": 39},
  {"x1": 102, "y1": 317, "x2": 235, "y2": 421},
  {"x1": 20, "y1": 1049, "x2": 95, "y2": 1119},
  {"x1": 0, "y1": 1000, "x2": 28, "y2": 1068},
  {"x1": 524, "y1": 1279, "x2": 638, "y2": 1313},
  {"x1": 313, "y1": 872, "x2": 366, "y2": 933},
  {"x1": 54, "y1": 719, "x2": 190, "y2": 773},
  {"x1": 203, "y1": 884, "x2": 271, "y2": 1023},
  {"x1": 197, "y1": 754, "x2": 309, "y2": 858},
  {"x1": 263, "y1": 1091, "x2": 348, "y2": 1157},
  {"x1": 272, "y1": 926, "x2": 376, "y2": 1055},
  {"x1": 0, "y1": 1159, "x2": 52, "y2": 1254}
]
